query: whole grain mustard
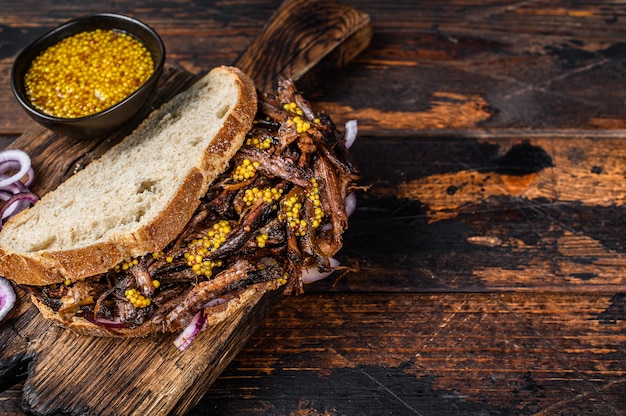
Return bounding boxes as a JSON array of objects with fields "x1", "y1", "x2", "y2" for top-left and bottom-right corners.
[{"x1": 24, "y1": 29, "x2": 154, "y2": 118}]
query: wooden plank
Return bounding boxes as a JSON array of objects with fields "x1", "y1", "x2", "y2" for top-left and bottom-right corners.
[
  {"x1": 235, "y1": 0, "x2": 372, "y2": 94},
  {"x1": 3, "y1": 1, "x2": 626, "y2": 134},
  {"x1": 0, "y1": 1, "x2": 371, "y2": 415},
  {"x1": 5, "y1": 290, "x2": 626, "y2": 415},
  {"x1": 192, "y1": 292, "x2": 626, "y2": 415}
]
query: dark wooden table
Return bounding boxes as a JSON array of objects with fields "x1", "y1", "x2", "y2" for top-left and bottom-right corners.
[{"x1": 2, "y1": 1, "x2": 626, "y2": 415}]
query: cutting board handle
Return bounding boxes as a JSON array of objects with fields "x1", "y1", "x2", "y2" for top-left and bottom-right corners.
[{"x1": 236, "y1": 0, "x2": 372, "y2": 93}]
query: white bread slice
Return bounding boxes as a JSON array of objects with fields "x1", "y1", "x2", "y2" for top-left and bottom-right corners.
[{"x1": 0, "y1": 66, "x2": 257, "y2": 286}]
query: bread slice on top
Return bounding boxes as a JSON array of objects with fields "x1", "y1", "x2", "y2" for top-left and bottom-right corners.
[{"x1": 0, "y1": 66, "x2": 257, "y2": 286}]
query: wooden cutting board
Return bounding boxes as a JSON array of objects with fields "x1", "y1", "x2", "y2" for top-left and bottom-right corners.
[{"x1": 0, "y1": 1, "x2": 371, "y2": 415}]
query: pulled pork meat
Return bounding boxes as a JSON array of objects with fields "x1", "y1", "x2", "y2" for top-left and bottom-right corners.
[{"x1": 25, "y1": 78, "x2": 359, "y2": 333}]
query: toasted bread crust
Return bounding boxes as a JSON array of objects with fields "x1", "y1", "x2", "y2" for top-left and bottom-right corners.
[
  {"x1": 30, "y1": 281, "x2": 274, "y2": 338},
  {"x1": 0, "y1": 66, "x2": 257, "y2": 286}
]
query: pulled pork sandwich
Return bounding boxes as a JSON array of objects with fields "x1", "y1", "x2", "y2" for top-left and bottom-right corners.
[{"x1": 0, "y1": 66, "x2": 358, "y2": 350}]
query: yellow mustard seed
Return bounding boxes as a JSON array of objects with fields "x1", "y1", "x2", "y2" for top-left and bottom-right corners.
[
  {"x1": 115, "y1": 257, "x2": 139, "y2": 273},
  {"x1": 307, "y1": 178, "x2": 324, "y2": 228},
  {"x1": 24, "y1": 29, "x2": 154, "y2": 118},
  {"x1": 281, "y1": 194, "x2": 307, "y2": 236},
  {"x1": 246, "y1": 135, "x2": 272, "y2": 150},
  {"x1": 284, "y1": 102, "x2": 314, "y2": 132},
  {"x1": 124, "y1": 288, "x2": 151, "y2": 308},
  {"x1": 151, "y1": 251, "x2": 172, "y2": 263},
  {"x1": 232, "y1": 159, "x2": 260, "y2": 181},
  {"x1": 276, "y1": 273, "x2": 288, "y2": 286},
  {"x1": 256, "y1": 233, "x2": 269, "y2": 248},
  {"x1": 184, "y1": 220, "x2": 230, "y2": 277},
  {"x1": 283, "y1": 102, "x2": 303, "y2": 116},
  {"x1": 279, "y1": 179, "x2": 324, "y2": 236},
  {"x1": 242, "y1": 186, "x2": 283, "y2": 207},
  {"x1": 287, "y1": 115, "x2": 311, "y2": 134}
]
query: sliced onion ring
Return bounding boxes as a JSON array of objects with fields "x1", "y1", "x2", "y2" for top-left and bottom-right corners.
[
  {"x1": 0, "y1": 192, "x2": 39, "y2": 222},
  {"x1": 0, "y1": 176, "x2": 29, "y2": 193},
  {"x1": 0, "y1": 191, "x2": 20, "y2": 219},
  {"x1": 0, "y1": 160, "x2": 34, "y2": 187},
  {"x1": 0, "y1": 150, "x2": 32, "y2": 188},
  {"x1": 302, "y1": 257, "x2": 341, "y2": 284},
  {"x1": 203, "y1": 297, "x2": 229, "y2": 308},
  {"x1": 345, "y1": 192, "x2": 357, "y2": 218},
  {"x1": 344, "y1": 119, "x2": 358, "y2": 150},
  {"x1": 84, "y1": 316, "x2": 128, "y2": 329},
  {"x1": 0, "y1": 149, "x2": 38, "y2": 229},
  {"x1": 0, "y1": 276, "x2": 17, "y2": 323},
  {"x1": 174, "y1": 309, "x2": 207, "y2": 351}
]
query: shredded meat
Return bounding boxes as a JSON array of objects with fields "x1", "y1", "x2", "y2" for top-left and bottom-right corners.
[
  {"x1": 132, "y1": 259, "x2": 154, "y2": 296},
  {"x1": 157, "y1": 259, "x2": 254, "y2": 331},
  {"x1": 236, "y1": 147, "x2": 311, "y2": 187},
  {"x1": 58, "y1": 280, "x2": 93, "y2": 316},
  {"x1": 26, "y1": 78, "x2": 359, "y2": 331}
]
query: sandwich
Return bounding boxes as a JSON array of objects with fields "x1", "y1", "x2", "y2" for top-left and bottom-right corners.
[{"x1": 0, "y1": 66, "x2": 358, "y2": 349}]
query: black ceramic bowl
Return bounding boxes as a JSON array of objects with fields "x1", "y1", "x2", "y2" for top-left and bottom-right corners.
[{"x1": 10, "y1": 13, "x2": 165, "y2": 139}]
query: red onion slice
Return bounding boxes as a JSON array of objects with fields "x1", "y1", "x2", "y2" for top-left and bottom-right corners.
[
  {"x1": 23, "y1": 167, "x2": 35, "y2": 187},
  {"x1": 301, "y1": 257, "x2": 341, "y2": 284},
  {"x1": 84, "y1": 316, "x2": 128, "y2": 329},
  {"x1": 174, "y1": 310, "x2": 207, "y2": 351},
  {"x1": 0, "y1": 191, "x2": 35, "y2": 219},
  {"x1": 0, "y1": 192, "x2": 39, "y2": 223},
  {"x1": 0, "y1": 276, "x2": 16, "y2": 323},
  {"x1": 0, "y1": 150, "x2": 32, "y2": 188},
  {"x1": 0, "y1": 160, "x2": 20, "y2": 174},
  {"x1": 203, "y1": 297, "x2": 229, "y2": 308},
  {"x1": 0, "y1": 160, "x2": 34, "y2": 187},
  {"x1": 0, "y1": 191, "x2": 19, "y2": 219},
  {"x1": 345, "y1": 192, "x2": 357, "y2": 218},
  {"x1": 0, "y1": 178, "x2": 28, "y2": 194},
  {"x1": 0, "y1": 149, "x2": 38, "y2": 229},
  {"x1": 344, "y1": 120, "x2": 358, "y2": 149}
]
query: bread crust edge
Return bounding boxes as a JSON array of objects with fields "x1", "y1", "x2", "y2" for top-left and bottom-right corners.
[{"x1": 30, "y1": 280, "x2": 276, "y2": 338}]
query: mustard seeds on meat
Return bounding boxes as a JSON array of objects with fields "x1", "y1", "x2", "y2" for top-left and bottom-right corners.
[{"x1": 24, "y1": 29, "x2": 154, "y2": 118}]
